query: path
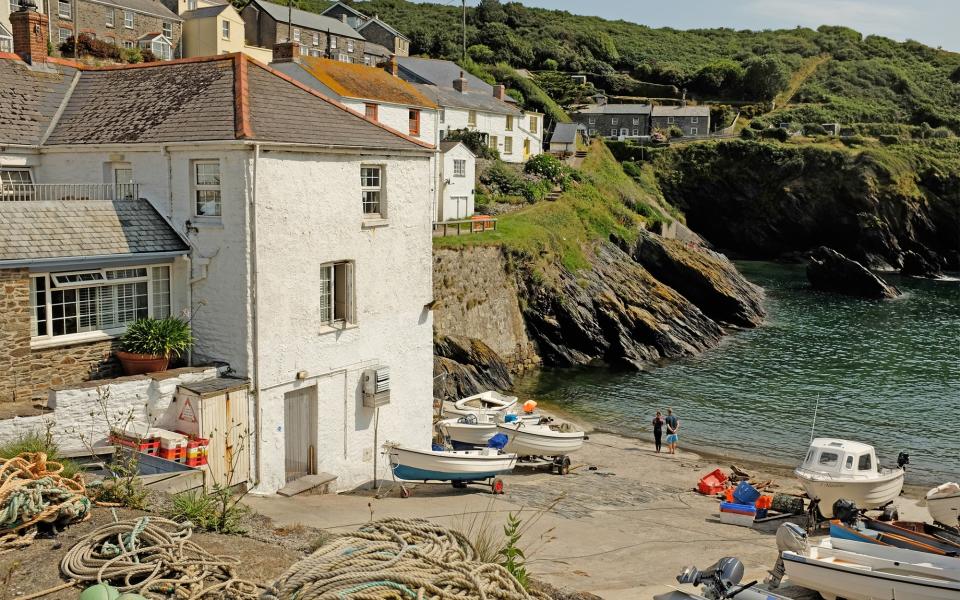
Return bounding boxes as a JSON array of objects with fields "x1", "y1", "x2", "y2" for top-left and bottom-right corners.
[{"x1": 774, "y1": 54, "x2": 831, "y2": 109}]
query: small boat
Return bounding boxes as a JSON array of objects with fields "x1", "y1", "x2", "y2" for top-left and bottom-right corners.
[
  {"x1": 496, "y1": 419, "x2": 584, "y2": 457},
  {"x1": 831, "y1": 518, "x2": 960, "y2": 556},
  {"x1": 928, "y1": 482, "x2": 960, "y2": 529},
  {"x1": 441, "y1": 390, "x2": 518, "y2": 418},
  {"x1": 436, "y1": 416, "x2": 498, "y2": 449},
  {"x1": 385, "y1": 443, "x2": 516, "y2": 483},
  {"x1": 794, "y1": 438, "x2": 906, "y2": 518},
  {"x1": 652, "y1": 557, "x2": 794, "y2": 600}
]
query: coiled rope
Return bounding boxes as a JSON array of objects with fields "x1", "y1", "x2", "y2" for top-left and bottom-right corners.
[
  {"x1": 262, "y1": 517, "x2": 549, "y2": 600},
  {"x1": 0, "y1": 452, "x2": 90, "y2": 553},
  {"x1": 61, "y1": 516, "x2": 263, "y2": 599}
]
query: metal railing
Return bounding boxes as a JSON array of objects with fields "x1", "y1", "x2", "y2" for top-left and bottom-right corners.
[
  {"x1": 0, "y1": 183, "x2": 140, "y2": 201},
  {"x1": 432, "y1": 217, "x2": 498, "y2": 237}
]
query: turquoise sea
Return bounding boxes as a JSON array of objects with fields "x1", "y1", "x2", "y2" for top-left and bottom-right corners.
[{"x1": 514, "y1": 261, "x2": 960, "y2": 486}]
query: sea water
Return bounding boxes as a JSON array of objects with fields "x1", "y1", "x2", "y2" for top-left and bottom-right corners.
[{"x1": 513, "y1": 261, "x2": 960, "y2": 486}]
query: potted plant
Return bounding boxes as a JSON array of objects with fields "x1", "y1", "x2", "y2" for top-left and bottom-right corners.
[{"x1": 116, "y1": 317, "x2": 194, "y2": 375}]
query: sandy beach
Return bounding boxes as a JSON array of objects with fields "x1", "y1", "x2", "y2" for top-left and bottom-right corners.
[{"x1": 243, "y1": 416, "x2": 931, "y2": 599}]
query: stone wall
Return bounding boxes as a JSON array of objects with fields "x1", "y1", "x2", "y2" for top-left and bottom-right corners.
[
  {"x1": 0, "y1": 268, "x2": 121, "y2": 404},
  {"x1": 432, "y1": 247, "x2": 539, "y2": 372},
  {"x1": 55, "y1": 0, "x2": 183, "y2": 56}
]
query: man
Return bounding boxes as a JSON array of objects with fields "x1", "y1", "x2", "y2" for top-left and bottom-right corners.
[{"x1": 664, "y1": 408, "x2": 680, "y2": 454}]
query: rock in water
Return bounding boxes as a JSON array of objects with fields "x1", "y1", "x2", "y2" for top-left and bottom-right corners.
[
  {"x1": 900, "y1": 250, "x2": 942, "y2": 278},
  {"x1": 631, "y1": 231, "x2": 766, "y2": 327},
  {"x1": 433, "y1": 335, "x2": 512, "y2": 401},
  {"x1": 806, "y1": 246, "x2": 901, "y2": 299}
]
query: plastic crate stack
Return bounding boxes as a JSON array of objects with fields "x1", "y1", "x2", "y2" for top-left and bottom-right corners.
[
  {"x1": 109, "y1": 422, "x2": 160, "y2": 455},
  {"x1": 184, "y1": 436, "x2": 210, "y2": 467},
  {"x1": 157, "y1": 430, "x2": 189, "y2": 462}
]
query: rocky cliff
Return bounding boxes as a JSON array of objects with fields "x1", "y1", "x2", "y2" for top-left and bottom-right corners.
[{"x1": 653, "y1": 140, "x2": 960, "y2": 273}]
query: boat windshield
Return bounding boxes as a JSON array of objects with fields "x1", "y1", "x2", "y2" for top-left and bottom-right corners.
[
  {"x1": 817, "y1": 451, "x2": 840, "y2": 468},
  {"x1": 858, "y1": 453, "x2": 873, "y2": 471}
]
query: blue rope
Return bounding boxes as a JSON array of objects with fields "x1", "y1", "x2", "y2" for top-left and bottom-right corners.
[{"x1": 336, "y1": 581, "x2": 417, "y2": 599}]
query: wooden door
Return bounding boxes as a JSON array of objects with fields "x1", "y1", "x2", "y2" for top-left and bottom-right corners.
[
  {"x1": 198, "y1": 389, "x2": 251, "y2": 490},
  {"x1": 284, "y1": 387, "x2": 317, "y2": 483}
]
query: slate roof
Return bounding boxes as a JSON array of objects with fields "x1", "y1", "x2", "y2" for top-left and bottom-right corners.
[
  {"x1": 651, "y1": 105, "x2": 711, "y2": 117},
  {"x1": 289, "y1": 56, "x2": 436, "y2": 108},
  {"x1": 397, "y1": 57, "x2": 518, "y2": 104},
  {"x1": 249, "y1": 0, "x2": 361, "y2": 39},
  {"x1": 320, "y1": 1, "x2": 366, "y2": 20},
  {"x1": 0, "y1": 199, "x2": 188, "y2": 264},
  {"x1": 181, "y1": 4, "x2": 232, "y2": 19},
  {"x1": 357, "y1": 16, "x2": 409, "y2": 42},
  {"x1": 576, "y1": 103, "x2": 651, "y2": 115},
  {"x1": 363, "y1": 41, "x2": 392, "y2": 58},
  {"x1": 0, "y1": 58, "x2": 77, "y2": 146},
  {"x1": 550, "y1": 122, "x2": 584, "y2": 144},
  {"x1": 99, "y1": 0, "x2": 181, "y2": 20},
  {"x1": 439, "y1": 140, "x2": 474, "y2": 156},
  {"x1": 414, "y1": 83, "x2": 521, "y2": 116}
]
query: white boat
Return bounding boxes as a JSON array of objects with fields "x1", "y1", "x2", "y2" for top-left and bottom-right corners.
[
  {"x1": 496, "y1": 420, "x2": 584, "y2": 457},
  {"x1": 927, "y1": 482, "x2": 960, "y2": 528},
  {"x1": 441, "y1": 390, "x2": 518, "y2": 418},
  {"x1": 781, "y1": 537, "x2": 960, "y2": 600},
  {"x1": 385, "y1": 443, "x2": 517, "y2": 482},
  {"x1": 794, "y1": 438, "x2": 905, "y2": 518},
  {"x1": 829, "y1": 536, "x2": 960, "y2": 575},
  {"x1": 437, "y1": 416, "x2": 498, "y2": 449}
]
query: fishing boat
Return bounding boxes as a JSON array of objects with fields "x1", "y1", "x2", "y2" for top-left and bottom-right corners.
[
  {"x1": 441, "y1": 390, "x2": 518, "y2": 418},
  {"x1": 436, "y1": 416, "x2": 498, "y2": 449},
  {"x1": 830, "y1": 518, "x2": 960, "y2": 556},
  {"x1": 928, "y1": 482, "x2": 960, "y2": 529},
  {"x1": 496, "y1": 419, "x2": 584, "y2": 457},
  {"x1": 794, "y1": 438, "x2": 906, "y2": 518},
  {"x1": 385, "y1": 443, "x2": 517, "y2": 483}
]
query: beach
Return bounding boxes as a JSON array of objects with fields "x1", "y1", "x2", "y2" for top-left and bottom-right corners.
[{"x1": 245, "y1": 416, "x2": 930, "y2": 599}]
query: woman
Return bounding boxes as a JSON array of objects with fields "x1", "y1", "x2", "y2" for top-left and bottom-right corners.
[{"x1": 652, "y1": 410, "x2": 665, "y2": 453}]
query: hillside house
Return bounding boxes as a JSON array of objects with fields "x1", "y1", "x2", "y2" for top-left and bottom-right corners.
[
  {"x1": 571, "y1": 103, "x2": 651, "y2": 139},
  {"x1": 321, "y1": 2, "x2": 409, "y2": 57},
  {"x1": 548, "y1": 122, "x2": 586, "y2": 155},
  {"x1": 437, "y1": 141, "x2": 475, "y2": 221},
  {"x1": 650, "y1": 105, "x2": 710, "y2": 137},
  {"x1": 45, "y1": 0, "x2": 183, "y2": 58},
  {"x1": 397, "y1": 57, "x2": 543, "y2": 164},
  {"x1": 0, "y1": 16, "x2": 435, "y2": 494},
  {"x1": 241, "y1": 0, "x2": 365, "y2": 63}
]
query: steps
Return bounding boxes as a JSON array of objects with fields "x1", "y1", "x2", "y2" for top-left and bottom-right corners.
[
  {"x1": 277, "y1": 472, "x2": 338, "y2": 497},
  {"x1": 545, "y1": 187, "x2": 563, "y2": 201},
  {"x1": 575, "y1": 150, "x2": 588, "y2": 158}
]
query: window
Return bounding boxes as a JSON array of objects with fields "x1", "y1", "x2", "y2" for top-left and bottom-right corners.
[
  {"x1": 365, "y1": 103, "x2": 378, "y2": 121},
  {"x1": 610, "y1": 129, "x2": 617, "y2": 137},
  {"x1": 309, "y1": 48, "x2": 320, "y2": 57},
  {"x1": 104, "y1": 36, "x2": 115, "y2": 45},
  {"x1": 453, "y1": 159, "x2": 466, "y2": 177},
  {"x1": 632, "y1": 129, "x2": 639, "y2": 136},
  {"x1": 329, "y1": 35, "x2": 336, "y2": 49},
  {"x1": 439, "y1": 108, "x2": 445, "y2": 124},
  {"x1": 588, "y1": 128, "x2": 595, "y2": 136},
  {"x1": 588, "y1": 116, "x2": 596, "y2": 124},
  {"x1": 58, "y1": 27, "x2": 72, "y2": 43},
  {"x1": 667, "y1": 116, "x2": 675, "y2": 124},
  {"x1": 299, "y1": 44, "x2": 308, "y2": 56},
  {"x1": 30, "y1": 266, "x2": 171, "y2": 340},
  {"x1": 467, "y1": 110, "x2": 477, "y2": 127},
  {"x1": 529, "y1": 115, "x2": 538, "y2": 133},
  {"x1": 0, "y1": 168, "x2": 33, "y2": 190},
  {"x1": 114, "y1": 166, "x2": 134, "y2": 200},
  {"x1": 363, "y1": 56, "x2": 371, "y2": 65},
  {"x1": 632, "y1": 117, "x2": 640, "y2": 125},
  {"x1": 193, "y1": 160, "x2": 221, "y2": 217},
  {"x1": 611, "y1": 117, "x2": 619, "y2": 125},
  {"x1": 488, "y1": 135, "x2": 497, "y2": 149},
  {"x1": 360, "y1": 166, "x2": 382, "y2": 217},
  {"x1": 162, "y1": 21, "x2": 172, "y2": 38},
  {"x1": 318, "y1": 261, "x2": 354, "y2": 325},
  {"x1": 142, "y1": 37, "x2": 171, "y2": 60},
  {"x1": 292, "y1": 28, "x2": 300, "y2": 43},
  {"x1": 58, "y1": 0, "x2": 70, "y2": 18},
  {"x1": 221, "y1": 20, "x2": 230, "y2": 39},
  {"x1": 845, "y1": 456, "x2": 854, "y2": 469},
  {"x1": 9, "y1": 0, "x2": 24, "y2": 11},
  {"x1": 346, "y1": 39, "x2": 353, "y2": 52},
  {"x1": 123, "y1": 10, "x2": 133, "y2": 28},
  {"x1": 122, "y1": 40, "x2": 133, "y2": 48},
  {"x1": 505, "y1": 115, "x2": 513, "y2": 131},
  {"x1": 818, "y1": 451, "x2": 839, "y2": 467},
  {"x1": 858, "y1": 454, "x2": 872, "y2": 471},
  {"x1": 105, "y1": 9, "x2": 114, "y2": 27},
  {"x1": 187, "y1": 0, "x2": 196, "y2": 9},
  {"x1": 690, "y1": 116, "x2": 699, "y2": 123},
  {"x1": 689, "y1": 127, "x2": 698, "y2": 136},
  {"x1": 312, "y1": 32, "x2": 318, "y2": 46},
  {"x1": 338, "y1": 53, "x2": 350, "y2": 62},
  {"x1": 408, "y1": 109, "x2": 420, "y2": 136},
  {"x1": 503, "y1": 136, "x2": 513, "y2": 154}
]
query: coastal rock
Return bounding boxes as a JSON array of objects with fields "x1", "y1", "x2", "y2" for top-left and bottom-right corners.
[
  {"x1": 806, "y1": 246, "x2": 901, "y2": 299},
  {"x1": 900, "y1": 250, "x2": 942, "y2": 278},
  {"x1": 433, "y1": 335, "x2": 512, "y2": 401},
  {"x1": 630, "y1": 231, "x2": 766, "y2": 327}
]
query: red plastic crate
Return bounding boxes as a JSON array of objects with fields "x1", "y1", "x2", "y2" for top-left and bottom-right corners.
[
  {"x1": 697, "y1": 468, "x2": 729, "y2": 495},
  {"x1": 185, "y1": 455, "x2": 207, "y2": 468},
  {"x1": 159, "y1": 447, "x2": 186, "y2": 462},
  {"x1": 110, "y1": 436, "x2": 160, "y2": 455}
]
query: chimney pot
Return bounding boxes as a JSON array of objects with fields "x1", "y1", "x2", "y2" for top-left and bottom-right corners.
[
  {"x1": 341, "y1": 14, "x2": 347, "y2": 23},
  {"x1": 493, "y1": 84, "x2": 506, "y2": 100},
  {"x1": 453, "y1": 71, "x2": 468, "y2": 93},
  {"x1": 272, "y1": 41, "x2": 300, "y2": 64},
  {"x1": 384, "y1": 54, "x2": 398, "y2": 77},
  {"x1": 10, "y1": 2, "x2": 48, "y2": 65}
]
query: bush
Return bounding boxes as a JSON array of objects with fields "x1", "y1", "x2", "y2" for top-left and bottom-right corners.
[
  {"x1": 668, "y1": 126, "x2": 684, "y2": 138},
  {"x1": 59, "y1": 34, "x2": 121, "y2": 61},
  {"x1": 760, "y1": 127, "x2": 790, "y2": 142},
  {"x1": 803, "y1": 123, "x2": 827, "y2": 136},
  {"x1": 879, "y1": 134, "x2": 900, "y2": 145},
  {"x1": 169, "y1": 487, "x2": 251, "y2": 534},
  {"x1": 749, "y1": 119, "x2": 769, "y2": 130},
  {"x1": 740, "y1": 128, "x2": 756, "y2": 139},
  {"x1": 542, "y1": 58, "x2": 558, "y2": 71},
  {"x1": 120, "y1": 47, "x2": 144, "y2": 64},
  {"x1": 621, "y1": 160, "x2": 643, "y2": 178},
  {"x1": 444, "y1": 128, "x2": 500, "y2": 159},
  {"x1": 120, "y1": 317, "x2": 194, "y2": 358},
  {"x1": 523, "y1": 153, "x2": 565, "y2": 182},
  {"x1": 604, "y1": 140, "x2": 646, "y2": 162},
  {"x1": 480, "y1": 160, "x2": 526, "y2": 196},
  {"x1": 0, "y1": 430, "x2": 80, "y2": 479},
  {"x1": 840, "y1": 134, "x2": 867, "y2": 146}
]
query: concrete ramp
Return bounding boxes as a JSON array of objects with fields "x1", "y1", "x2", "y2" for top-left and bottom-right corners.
[{"x1": 277, "y1": 473, "x2": 338, "y2": 497}]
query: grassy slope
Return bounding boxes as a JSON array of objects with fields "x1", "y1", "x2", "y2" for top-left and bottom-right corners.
[
  {"x1": 434, "y1": 141, "x2": 663, "y2": 272},
  {"x1": 774, "y1": 54, "x2": 831, "y2": 107}
]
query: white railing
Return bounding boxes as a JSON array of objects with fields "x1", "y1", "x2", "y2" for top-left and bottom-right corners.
[{"x1": 0, "y1": 183, "x2": 140, "y2": 202}]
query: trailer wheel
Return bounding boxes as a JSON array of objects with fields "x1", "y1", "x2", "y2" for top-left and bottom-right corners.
[
  {"x1": 452, "y1": 481, "x2": 467, "y2": 489},
  {"x1": 492, "y1": 478, "x2": 505, "y2": 495},
  {"x1": 400, "y1": 486, "x2": 411, "y2": 499},
  {"x1": 558, "y1": 456, "x2": 571, "y2": 476}
]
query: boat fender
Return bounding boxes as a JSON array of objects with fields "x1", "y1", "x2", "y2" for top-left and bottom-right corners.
[{"x1": 79, "y1": 584, "x2": 120, "y2": 600}]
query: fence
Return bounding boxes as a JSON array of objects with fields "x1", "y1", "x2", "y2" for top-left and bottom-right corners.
[
  {"x1": 432, "y1": 217, "x2": 498, "y2": 237},
  {"x1": 0, "y1": 183, "x2": 140, "y2": 201}
]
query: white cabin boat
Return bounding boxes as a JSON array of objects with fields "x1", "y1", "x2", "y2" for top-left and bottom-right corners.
[
  {"x1": 794, "y1": 438, "x2": 905, "y2": 517},
  {"x1": 496, "y1": 420, "x2": 584, "y2": 457},
  {"x1": 441, "y1": 391, "x2": 518, "y2": 418},
  {"x1": 437, "y1": 417, "x2": 498, "y2": 449},
  {"x1": 385, "y1": 444, "x2": 517, "y2": 482},
  {"x1": 927, "y1": 482, "x2": 960, "y2": 528}
]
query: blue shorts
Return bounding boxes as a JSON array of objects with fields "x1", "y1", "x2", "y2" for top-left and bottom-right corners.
[{"x1": 666, "y1": 434, "x2": 679, "y2": 444}]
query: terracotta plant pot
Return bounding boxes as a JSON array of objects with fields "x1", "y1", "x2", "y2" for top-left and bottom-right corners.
[{"x1": 116, "y1": 350, "x2": 170, "y2": 375}]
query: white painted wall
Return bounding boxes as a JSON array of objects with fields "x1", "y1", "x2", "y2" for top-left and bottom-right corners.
[
  {"x1": 439, "y1": 106, "x2": 543, "y2": 164},
  {"x1": 438, "y1": 143, "x2": 475, "y2": 221},
  {"x1": 252, "y1": 149, "x2": 435, "y2": 493},
  {"x1": 339, "y1": 99, "x2": 438, "y2": 148}
]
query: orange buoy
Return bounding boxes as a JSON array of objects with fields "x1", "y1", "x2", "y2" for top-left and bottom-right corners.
[{"x1": 522, "y1": 400, "x2": 537, "y2": 413}]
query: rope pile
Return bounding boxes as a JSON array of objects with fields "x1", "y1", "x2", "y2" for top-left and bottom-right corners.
[
  {"x1": 0, "y1": 452, "x2": 90, "y2": 553},
  {"x1": 61, "y1": 516, "x2": 263, "y2": 599},
  {"x1": 263, "y1": 518, "x2": 549, "y2": 600}
]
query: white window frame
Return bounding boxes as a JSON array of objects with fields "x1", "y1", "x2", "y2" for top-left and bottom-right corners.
[
  {"x1": 361, "y1": 165, "x2": 384, "y2": 219},
  {"x1": 588, "y1": 128, "x2": 596, "y2": 136},
  {"x1": 690, "y1": 127, "x2": 698, "y2": 136},
  {"x1": 632, "y1": 117, "x2": 640, "y2": 125},
  {"x1": 221, "y1": 20, "x2": 230, "y2": 39},
  {"x1": 330, "y1": 35, "x2": 337, "y2": 49},
  {"x1": 690, "y1": 116, "x2": 699, "y2": 123},
  {"x1": 529, "y1": 115, "x2": 538, "y2": 133},
  {"x1": 453, "y1": 159, "x2": 466, "y2": 177},
  {"x1": 505, "y1": 115, "x2": 513, "y2": 131},
  {"x1": 503, "y1": 136, "x2": 513, "y2": 155},
  {"x1": 58, "y1": 27, "x2": 72, "y2": 43},
  {"x1": 122, "y1": 40, "x2": 134, "y2": 49},
  {"x1": 632, "y1": 129, "x2": 639, "y2": 136},
  {"x1": 318, "y1": 261, "x2": 355, "y2": 327},
  {"x1": 162, "y1": 21, "x2": 172, "y2": 38},
  {"x1": 58, "y1": 0, "x2": 71, "y2": 18},
  {"x1": 187, "y1": 0, "x2": 196, "y2": 9},
  {"x1": 346, "y1": 38, "x2": 353, "y2": 52},
  {"x1": 667, "y1": 116, "x2": 675, "y2": 124},
  {"x1": 610, "y1": 129, "x2": 617, "y2": 137},
  {"x1": 29, "y1": 265, "x2": 173, "y2": 346},
  {"x1": 123, "y1": 10, "x2": 133, "y2": 28},
  {"x1": 488, "y1": 135, "x2": 497, "y2": 149},
  {"x1": 467, "y1": 110, "x2": 477, "y2": 127},
  {"x1": 312, "y1": 32, "x2": 319, "y2": 46},
  {"x1": 292, "y1": 28, "x2": 300, "y2": 43},
  {"x1": 0, "y1": 167, "x2": 33, "y2": 199},
  {"x1": 338, "y1": 52, "x2": 350, "y2": 63},
  {"x1": 105, "y1": 8, "x2": 114, "y2": 27},
  {"x1": 192, "y1": 159, "x2": 221, "y2": 218},
  {"x1": 611, "y1": 117, "x2": 619, "y2": 125},
  {"x1": 588, "y1": 116, "x2": 596, "y2": 124}
]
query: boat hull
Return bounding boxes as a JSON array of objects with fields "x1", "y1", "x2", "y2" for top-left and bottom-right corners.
[
  {"x1": 782, "y1": 551, "x2": 960, "y2": 600},
  {"x1": 928, "y1": 494, "x2": 960, "y2": 528},
  {"x1": 437, "y1": 418, "x2": 498, "y2": 449},
  {"x1": 388, "y1": 445, "x2": 516, "y2": 482},
  {"x1": 496, "y1": 423, "x2": 584, "y2": 457},
  {"x1": 795, "y1": 468, "x2": 904, "y2": 517}
]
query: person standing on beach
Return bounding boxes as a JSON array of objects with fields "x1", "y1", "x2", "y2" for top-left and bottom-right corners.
[
  {"x1": 665, "y1": 408, "x2": 680, "y2": 454},
  {"x1": 652, "y1": 411, "x2": 665, "y2": 453}
]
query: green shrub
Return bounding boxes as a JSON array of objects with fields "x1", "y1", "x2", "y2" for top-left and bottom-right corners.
[
  {"x1": 120, "y1": 47, "x2": 143, "y2": 64},
  {"x1": 840, "y1": 134, "x2": 867, "y2": 146},
  {"x1": 760, "y1": 128, "x2": 790, "y2": 142},
  {"x1": 169, "y1": 487, "x2": 251, "y2": 534},
  {"x1": 740, "y1": 128, "x2": 757, "y2": 140},
  {"x1": 480, "y1": 160, "x2": 526, "y2": 196},
  {"x1": 803, "y1": 123, "x2": 827, "y2": 136},
  {"x1": 543, "y1": 58, "x2": 558, "y2": 71},
  {"x1": 621, "y1": 161, "x2": 643, "y2": 178},
  {"x1": 668, "y1": 126, "x2": 684, "y2": 138},
  {"x1": 120, "y1": 317, "x2": 194, "y2": 358},
  {"x1": 523, "y1": 154, "x2": 566, "y2": 182},
  {"x1": 749, "y1": 119, "x2": 768, "y2": 130},
  {"x1": 445, "y1": 128, "x2": 500, "y2": 159},
  {"x1": 604, "y1": 140, "x2": 646, "y2": 162},
  {"x1": 879, "y1": 134, "x2": 900, "y2": 145},
  {"x1": 0, "y1": 430, "x2": 80, "y2": 479}
]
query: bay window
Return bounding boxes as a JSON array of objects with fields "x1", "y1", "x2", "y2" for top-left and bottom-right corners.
[{"x1": 30, "y1": 266, "x2": 171, "y2": 341}]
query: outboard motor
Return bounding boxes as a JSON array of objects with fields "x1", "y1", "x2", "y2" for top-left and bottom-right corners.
[
  {"x1": 897, "y1": 452, "x2": 910, "y2": 469},
  {"x1": 768, "y1": 523, "x2": 808, "y2": 589},
  {"x1": 832, "y1": 498, "x2": 860, "y2": 525},
  {"x1": 676, "y1": 557, "x2": 744, "y2": 598}
]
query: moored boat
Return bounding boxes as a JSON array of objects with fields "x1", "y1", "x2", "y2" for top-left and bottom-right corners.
[
  {"x1": 496, "y1": 420, "x2": 584, "y2": 457},
  {"x1": 436, "y1": 416, "x2": 498, "y2": 449},
  {"x1": 794, "y1": 438, "x2": 906, "y2": 518},
  {"x1": 441, "y1": 390, "x2": 518, "y2": 418},
  {"x1": 385, "y1": 443, "x2": 517, "y2": 482},
  {"x1": 928, "y1": 482, "x2": 960, "y2": 529}
]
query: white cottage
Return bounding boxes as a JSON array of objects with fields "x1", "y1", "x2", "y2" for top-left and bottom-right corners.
[
  {"x1": 0, "y1": 22, "x2": 435, "y2": 494},
  {"x1": 437, "y1": 141, "x2": 475, "y2": 221}
]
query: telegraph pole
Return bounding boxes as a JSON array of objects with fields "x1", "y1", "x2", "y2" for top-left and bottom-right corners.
[
  {"x1": 462, "y1": 0, "x2": 466, "y2": 60},
  {"x1": 287, "y1": 0, "x2": 293, "y2": 44}
]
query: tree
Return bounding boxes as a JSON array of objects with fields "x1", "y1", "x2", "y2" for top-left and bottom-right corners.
[
  {"x1": 468, "y1": 44, "x2": 495, "y2": 63},
  {"x1": 475, "y1": 0, "x2": 506, "y2": 24},
  {"x1": 578, "y1": 31, "x2": 619, "y2": 63},
  {"x1": 693, "y1": 60, "x2": 744, "y2": 95},
  {"x1": 543, "y1": 58, "x2": 559, "y2": 71},
  {"x1": 741, "y1": 56, "x2": 791, "y2": 100}
]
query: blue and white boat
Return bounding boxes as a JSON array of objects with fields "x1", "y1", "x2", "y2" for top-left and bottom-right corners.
[{"x1": 386, "y1": 443, "x2": 517, "y2": 483}]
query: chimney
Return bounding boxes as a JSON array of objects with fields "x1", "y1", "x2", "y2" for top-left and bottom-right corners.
[
  {"x1": 384, "y1": 54, "x2": 398, "y2": 77},
  {"x1": 272, "y1": 41, "x2": 300, "y2": 63},
  {"x1": 341, "y1": 14, "x2": 347, "y2": 23},
  {"x1": 595, "y1": 94, "x2": 608, "y2": 106},
  {"x1": 10, "y1": 0, "x2": 48, "y2": 65},
  {"x1": 493, "y1": 84, "x2": 506, "y2": 100},
  {"x1": 453, "y1": 71, "x2": 468, "y2": 94}
]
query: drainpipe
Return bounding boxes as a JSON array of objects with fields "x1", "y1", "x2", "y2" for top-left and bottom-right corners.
[{"x1": 250, "y1": 143, "x2": 263, "y2": 489}]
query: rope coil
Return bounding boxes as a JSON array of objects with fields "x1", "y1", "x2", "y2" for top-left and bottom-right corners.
[{"x1": 262, "y1": 517, "x2": 549, "y2": 600}]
